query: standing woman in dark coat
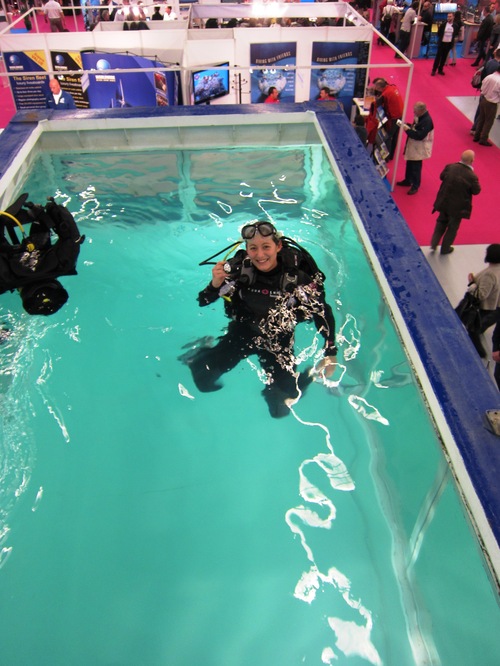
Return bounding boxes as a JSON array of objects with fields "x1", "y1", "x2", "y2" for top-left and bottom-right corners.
[{"x1": 430, "y1": 150, "x2": 481, "y2": 255}]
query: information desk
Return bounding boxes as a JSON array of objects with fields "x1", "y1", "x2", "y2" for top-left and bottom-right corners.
[
  {"x1": 462, "y1": 20, "x2": 481, "y2": 58},
  {"x1": 407, "y1": 21, "x2": 425, "y2": 58}
]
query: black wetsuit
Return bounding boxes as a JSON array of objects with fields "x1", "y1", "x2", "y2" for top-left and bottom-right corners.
[{"x1": 189, "y1": 254, "x2": 337, "y2": 418}]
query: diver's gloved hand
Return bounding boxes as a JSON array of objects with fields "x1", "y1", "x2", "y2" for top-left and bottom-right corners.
[
  {"x1": 44, "y1": 200, "x2": 81, "y2": 241},
  {"x1": 25, "y1": 202, "x2": 55, "y2": 231}
]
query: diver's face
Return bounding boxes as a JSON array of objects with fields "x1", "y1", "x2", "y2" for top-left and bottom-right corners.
[{"x1": 246, "y1": 234, "x2": 281, "y2": 272}]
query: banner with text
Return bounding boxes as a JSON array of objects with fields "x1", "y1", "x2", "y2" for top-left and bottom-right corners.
[
  {"x1": 50, "y1": 51, "x2": 90, "y2": 109},
  {"x1": 250, "y1": 43, "x2": 297, "y2": 104},
  {"x1": 310, "y1": 42, "x2": 369, "y2": 116},
  {"x1": 81, "y1": 52, "x2": 176, "y2": 108},
  {"x1": 4, "y1": 50, "x2": 49, "y2": 110}
]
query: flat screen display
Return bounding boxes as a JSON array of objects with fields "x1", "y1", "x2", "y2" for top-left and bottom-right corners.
[
  {"x1": 192, "y1": 63, "x2": 230, "y2": 105},
  {"x1": 435, "y1": 3, "x2": 458, "y2": 12}
]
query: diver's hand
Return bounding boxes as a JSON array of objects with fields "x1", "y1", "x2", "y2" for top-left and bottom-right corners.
[
  {"x1": 211, "y1": 261, "x2": 227, "y2": 289},
  {"x1": 316, "y1": 356, "x2": 337, "y2": 378}
]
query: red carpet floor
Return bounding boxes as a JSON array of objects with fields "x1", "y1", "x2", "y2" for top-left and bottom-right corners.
[
  {"x1": 0, "y1": 29, "x2": 497, "y2": 246},
  {"x1": 370, "y1": 42, "x2": 497, "y2": 246}
]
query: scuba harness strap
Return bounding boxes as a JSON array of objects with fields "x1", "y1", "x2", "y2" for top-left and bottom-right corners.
[{"x1": 219, "y1": 237, "x2": 324, "y2": 298}]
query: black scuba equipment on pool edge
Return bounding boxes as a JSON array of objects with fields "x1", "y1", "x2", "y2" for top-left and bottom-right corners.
[{"x1": 0, "y1": 193, "x2": 85, "y2": 315}]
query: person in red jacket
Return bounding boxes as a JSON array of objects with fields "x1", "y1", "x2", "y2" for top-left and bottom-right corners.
[
  {"x1": 265, "y1": 86, "x2": 280, "y2": 103},
  {"x1": 372, "y1": 77, "x2": 404, "y2": 160}
]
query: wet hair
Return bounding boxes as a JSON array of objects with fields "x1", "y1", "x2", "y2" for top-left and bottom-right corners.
[{"x1": 485, "y1": 244, "x2": 500, "y2": 264}]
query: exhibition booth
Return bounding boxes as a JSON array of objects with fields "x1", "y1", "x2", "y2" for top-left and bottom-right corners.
[{"x1": 0, "y1": 3, "x2": 411, "y2": 111}]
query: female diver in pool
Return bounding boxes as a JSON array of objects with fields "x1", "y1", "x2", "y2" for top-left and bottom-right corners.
[{"x1": 185, "y1": 221, "x2": 338, "y2": 418}]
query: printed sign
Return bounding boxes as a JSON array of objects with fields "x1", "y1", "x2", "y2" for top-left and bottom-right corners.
[
  {"x1": 81, "y1": 52, "x2": 176, "y2": 108},
  {"x1": 250, "y1": 43, "x2": 297, "y2": 104},
  {"x1": 310, "y1": 42, "x2": 369, "y2": 116},
  {"x1": 4, "y1": 51, "x2": 49, "y2": 110},
  {"x1": 50, "y1": 51, "x2": 90, "y2": 109}
]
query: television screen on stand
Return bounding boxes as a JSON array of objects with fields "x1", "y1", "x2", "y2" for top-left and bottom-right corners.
[{"x1": 192, "y1": 63, "x2": 230, "y2": 105}]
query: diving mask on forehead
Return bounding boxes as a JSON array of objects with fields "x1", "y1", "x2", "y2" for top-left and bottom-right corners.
[{"x1": 241, "y1": 222, "x2": 278, "y2": 240}]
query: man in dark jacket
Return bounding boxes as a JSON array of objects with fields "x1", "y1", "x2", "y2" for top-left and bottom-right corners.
[
  {"x1": 397, "y1": 101, "x2": 434, "y2": 195},
  {"x1": 430, "y1": 150, "x2": 481, "y2": 255},
  {"x1": 431, "y1": 13, "x2": 459, "y2": 76},
  {"x1": 419, "y1": 1, "x2": 434, "y2": 47},
  {"x1": 472, "y1": 6, "x2": 495, "y2": 67}
]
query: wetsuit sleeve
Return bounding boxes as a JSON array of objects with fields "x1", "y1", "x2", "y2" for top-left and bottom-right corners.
[
  {"x1": 198, "y1": 283, "x2": 220, "y2": 306},
  {"x1": 44, "y1": 203, "x2": 84, "y2": 275}
]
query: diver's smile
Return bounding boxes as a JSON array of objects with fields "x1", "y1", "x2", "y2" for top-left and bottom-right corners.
[{"x1": 246, "y1": 234, "x2": 282, "y2": 273}]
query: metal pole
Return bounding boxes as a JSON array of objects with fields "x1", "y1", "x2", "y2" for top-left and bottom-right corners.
[
  {"x1": 390, "y1": 58, "x2": 414, "y2": 192},
  {"x1": 1, "y1": 0, "x2": 9, "y2": 23}
]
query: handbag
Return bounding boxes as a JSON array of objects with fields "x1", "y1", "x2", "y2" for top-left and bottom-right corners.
[
  {"x1": 471, "y1": 67, "x2": 483, "y2": 90},
  {"x1": 455, "y1": 291, "x2": 481, "y2": 333}
]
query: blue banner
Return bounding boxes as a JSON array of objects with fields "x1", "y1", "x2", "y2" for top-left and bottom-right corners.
[
  {"x1": 310, "y1": 42, "x2": 367, "y2": 116},
  {"x1": 4, "y1": 50, "x2": 48, "y2": 110},
  {"x1": 50, "y1": 51, "x2": 90, "y2": 109},
  {"x1": 250, "y1": 43, "x2": 296, "y2": 104},
  {"x1": 81, "y1": 52, "x2": 177, "y2": 108}
]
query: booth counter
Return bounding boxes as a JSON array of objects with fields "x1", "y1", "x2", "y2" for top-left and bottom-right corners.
[{"x1": 462, "y1": 20, "x2": 481, "y2": 59}]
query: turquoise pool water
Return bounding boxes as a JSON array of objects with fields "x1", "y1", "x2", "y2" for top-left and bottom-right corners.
[{"x1": 1, "y1": 145, "x2": 499, "y2": 665}]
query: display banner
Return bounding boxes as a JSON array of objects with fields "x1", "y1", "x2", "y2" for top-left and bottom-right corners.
[
  {"x1": 310, "y1": 42, "x2": 369, "y2": 115},
  {"x1": 50, "y1": 51, "x2": 90, "y2": 109},
  {"x1": 4, "y1": 50, "x2": 49, "y2": 110},
  {"x1": 81, "y1": 52, "x2": 177, "y2": 108},
  {"x1": 250, "y1": 43, "x2": 296, "y2": 103}
]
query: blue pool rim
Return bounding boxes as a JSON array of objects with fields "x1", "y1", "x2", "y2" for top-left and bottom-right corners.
[{"x1": 1, "y1": 102, "x2": 499, "y2": 580}]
